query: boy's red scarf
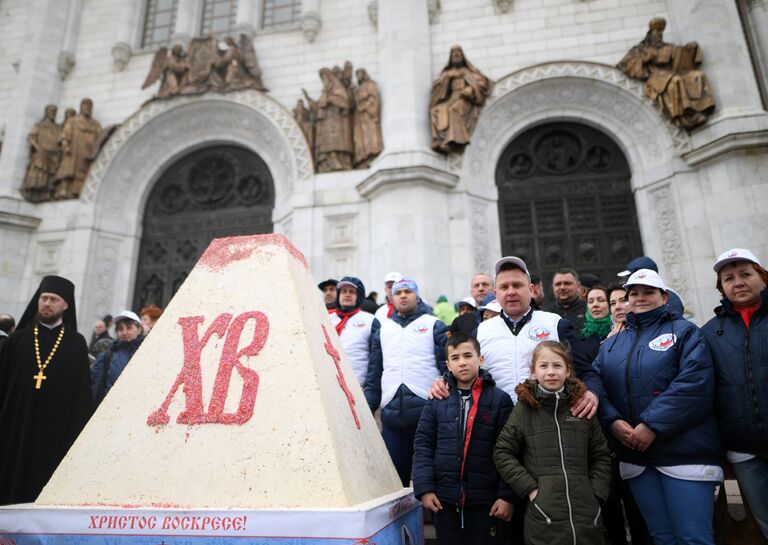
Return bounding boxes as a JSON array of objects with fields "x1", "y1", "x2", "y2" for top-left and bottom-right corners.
[{"x1": 328, "y1": 307, "x2": 361, "y2": 335}]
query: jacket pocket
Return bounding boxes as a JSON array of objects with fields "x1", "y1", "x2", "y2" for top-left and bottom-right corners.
[{"x1": 531, "y1": 501, "x2": 552, "y2": 525}]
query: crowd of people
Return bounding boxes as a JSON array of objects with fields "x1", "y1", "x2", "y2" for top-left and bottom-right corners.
[
  {"x1": 0, "y1": 247, "x2": 766, "y2": 545},
  {"x1": 318, "y1": 249, "x2": 767, "y2": 545}
]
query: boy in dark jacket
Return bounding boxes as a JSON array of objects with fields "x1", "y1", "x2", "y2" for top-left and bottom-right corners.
[{"x1": 412, "y1": 332, "x2": 514, "y2": 545}]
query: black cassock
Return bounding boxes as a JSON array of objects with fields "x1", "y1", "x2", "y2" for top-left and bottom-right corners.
[{"x1": 0, "y1": 322, "x2": 92, "y2": 505}]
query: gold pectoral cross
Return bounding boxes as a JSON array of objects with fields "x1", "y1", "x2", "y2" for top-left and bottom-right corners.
[{"x1": 33, "y1": 371, "x2": 47, "y2": 389}]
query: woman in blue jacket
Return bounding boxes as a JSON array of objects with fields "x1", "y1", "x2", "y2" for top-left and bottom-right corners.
[
  {"x1": 702, "y1": 248, "x2": 768, "y2": 538},
  {"x1": 594, "y1": 269, "x2": 721, "y2": 545},
  {"x1": 91, "y1": 310, "x2": 144, "y2": 408}
]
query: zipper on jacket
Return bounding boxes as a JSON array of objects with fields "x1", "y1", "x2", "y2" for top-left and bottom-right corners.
[
  {"x1": 744, "y1": 333, "x2": 763, "y2": 431},
  {"x1": 624, "y1": 325, "x2": 641, "y2": 423},
  {"x1": 553, "y1": 395, "x2": 577, "y2": 545},
  {"x1": 593, "y1": 506, "x2": 601, "y2": 527},
  {"x1": 533, "y1": 502, "x2": 552, "y2": 525}
]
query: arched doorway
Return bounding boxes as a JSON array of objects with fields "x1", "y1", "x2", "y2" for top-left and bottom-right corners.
[
  {"x1": 133, "y1": 144, "x2": 275, "y2": 309},
  {"x1": 495, "y1": 122, "x2": 643, "y2": 286}
]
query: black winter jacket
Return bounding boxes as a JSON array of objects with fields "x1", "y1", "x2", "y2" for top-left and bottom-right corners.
[
  {"x1": 702, "y1": 290, "x2": 768, "y2": 457},
  {"x1": 412, "y1": 369, "x2": 514, "y2": 506}
]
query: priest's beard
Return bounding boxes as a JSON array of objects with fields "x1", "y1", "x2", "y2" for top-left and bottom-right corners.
[{"x1": 37, "y1": 311, "x2": 64, "y2": 326}]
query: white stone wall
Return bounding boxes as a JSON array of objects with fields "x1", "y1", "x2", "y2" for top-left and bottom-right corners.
[
  {"x1": 0, "y1": 0, "x2": 29, "y2": 134},
  {"x1": 429, "y1": 0, "x2": 669, "y2": 80}
]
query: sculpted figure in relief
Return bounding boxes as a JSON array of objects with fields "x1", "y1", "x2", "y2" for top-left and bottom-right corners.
[
  {"x1": 618, "y1": 17, "x2": 715, "y2": 130},
  {"x1": 430, "y1": 45, "x2": 492, "y2": 154},
  {"x1": 352, "y1": 68, "x2": 383, "y2": 168},
  {"x1": 142, "y1": 44, "x2": 190, "y2": 98},
  {"x1": 23, "y1": 105, "x2": 62, "y2": 202},
  {"x1": 312, "y1": 67, "x2": 353, "y2": 173},
  {"x1": 142, "y1": 34, "x2": 267, "y2": 100},
  {"x1": 54, "y1": 98, "x2": 102, "y2": 200}
]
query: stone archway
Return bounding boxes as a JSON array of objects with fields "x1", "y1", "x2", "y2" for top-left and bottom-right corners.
[
  {"x1": 461, "y1": 61, "x2": 694, "y2": 304},
  {"x1": 496, "y1": 121, "x2": 642, "y2": 286},
  {"x1": 76, "y1": 91, "x2": 313, "y2": 324},
  {"x1": 133, "y1": 144, "x2": 275, "y2": 310}
]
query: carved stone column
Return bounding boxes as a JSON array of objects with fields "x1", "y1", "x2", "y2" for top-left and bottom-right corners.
[
  {"x1": 357, "y1": 0, "x2": 458, "y2": 301},
  {"x1": 301, "y1": 0, "x2": 321, "y2": 42},
  {"x1": 58, "y1": 0, "x2": 82, "y2": 79},
  {"x1": 234, "y1": 0, "x2": 257, "y2": 36},
  {"x1": 112, "y1": 0, "x2": 141, "y2": 71},
  {"x1": 741, "y1": 0, "x2": 768, "y2": 105},
  {"x1": 171, "y1": 0, "x2": 203, "y2": 49},
  {"x1": 0, "y1": 0, "x2": 70, "y2": 198}
]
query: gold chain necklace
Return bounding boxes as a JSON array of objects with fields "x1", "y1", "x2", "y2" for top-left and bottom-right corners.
[{"x1": 33, "y1": 324, "x2": 65, "y2": 390}]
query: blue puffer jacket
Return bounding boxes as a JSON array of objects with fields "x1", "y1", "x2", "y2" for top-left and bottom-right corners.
[
  {"x1": 702, "y1": 290, "x2": 768, "y2": 457},
  {"x1": 594, "y1": 305, "x2": 721, "y2": 466},
  {"x1": 364, "y1": 300, "x2": 448, "y2": 428},
  {"x1": 91, "y1": 336, "x2": 144, "y2": 407},
  {"x1": 412, "y1": 368, "x2": 515, "y2": 506}
]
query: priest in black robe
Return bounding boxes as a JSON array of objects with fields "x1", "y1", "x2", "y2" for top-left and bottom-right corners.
[{"x1": 0, "y1": 275, "x2": 92, "y2": 505}]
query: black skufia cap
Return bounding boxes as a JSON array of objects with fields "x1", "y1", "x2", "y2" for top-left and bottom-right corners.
[{"x1": 18, "y1": 275, "x2": 78, "y2": 330}]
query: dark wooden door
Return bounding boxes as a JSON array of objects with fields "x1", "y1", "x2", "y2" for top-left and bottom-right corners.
[
  {"x1": 495, "y1": 122, "x2": 642, "y2": 287},
  {"x1": 133, "y1": 145, "x2": 274, "y2": 310}
]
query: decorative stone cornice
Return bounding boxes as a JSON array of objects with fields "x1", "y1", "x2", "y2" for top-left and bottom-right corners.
[
  {"x1": 357, "y1": 165, "x2": 458, "y2": 198},
  {"x1": 58, "y1": 51, "x2": 76, "y2": 79},
  {"x1": 492, "y1": 0, "x2": 512, "y2": 13},
  {"x1": 683, "y1": 129, "x2": 768, "y2": 166},
  {"x1": 301, "y1": 11, "x2": 321, "y2": 42},
  {"x1": 110, "y1": 42, "x2": 131, "y2": 72},
  {"x1": 367, "y1": 1, "x2": 439, "y2": 25}
]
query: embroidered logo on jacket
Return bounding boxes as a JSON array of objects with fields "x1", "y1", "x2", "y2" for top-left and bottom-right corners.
[
  {"x1": 528, "y1": 327, "x2": 551, "y2": 342},
  {"x1": 648, "y1": 333, "x2": 676, "y2": 351},
  {"x1": 414, "y1": 326, "x2": 429, "y2": 334},
  {"x1": 353, "y1": 321, "x2": 367, "y2": 328}
]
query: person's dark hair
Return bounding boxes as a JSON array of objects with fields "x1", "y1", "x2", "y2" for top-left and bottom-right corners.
[
  {"x1": 368, "y1": 291, "x2": 378, "y2": 300},
  {"x1": 586, "y1": 285, "x2": 610, "y2": 302},
  {"x1": 445, "y1": 331, "x2": 481, "y2": 355},
  {"x1": 607, "y1": 282, "x2": 627, "y2": 299},
  {"x1": 530, "y1": 273, "x2": 542, "y2": 285},
  {"x1": 531, "y1": 340, "x2": 573, "y2": 372},
  {"x1": 553, "y1": 268, "x2": 580, "y2": 282},
  {"x1": 102, "y1": 314, "x2": 113, "y2": 328},
  {"x1": 0, "y1": 314, "x2": 15, "y2": 334},
  {"x1": 715, "y1": 262, "x2": 768, "y2": 299}
]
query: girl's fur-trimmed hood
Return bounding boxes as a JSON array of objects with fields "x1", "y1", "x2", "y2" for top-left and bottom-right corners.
[{"x1": 514, "y1": 377, "x2": 587, "y2": 409}]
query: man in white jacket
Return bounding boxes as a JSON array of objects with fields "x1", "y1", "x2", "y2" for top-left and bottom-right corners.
[{"x1": 365, "y1": 277, "x2": 448, "y2": 486}]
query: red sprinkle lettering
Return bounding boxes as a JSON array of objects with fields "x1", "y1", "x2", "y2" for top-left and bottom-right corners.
[
  {"x1": 322, "y1": 325, "x2": 361, "y2": 429},
  {"x1": 147, "y1": 312, "x2": 269, "y2": 426}
]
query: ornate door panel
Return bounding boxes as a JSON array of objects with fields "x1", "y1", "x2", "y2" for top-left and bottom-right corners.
[
  {"x1": 133, "y1": 145, "x2": 274, "y2": 310},
  {"x1": 495, "y1": 122, "x2": 642, "y2": 286}
]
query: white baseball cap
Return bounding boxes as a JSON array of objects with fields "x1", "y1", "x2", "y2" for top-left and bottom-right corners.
[
  {"x1": 478, "y1": 299, "x2": 502, "y2": 313},
  {"x1": 113, "y1": 310, "x2": 141, "y2": 325},
  {"x1": 458, "y1": 296, "x2": 476, "y2": 309},
  {"x1": 713, "y1": 248, "x2": 761, "y2": 273},
  {"x1": 384, "y1": 271, "x2": 402, "y2": 284},
  {"x1": 494, "y1": 256, "x2": 530, "y2": 276},
  {"x1": 623, "y1": 269, "x2": 667, "y2": 292}
]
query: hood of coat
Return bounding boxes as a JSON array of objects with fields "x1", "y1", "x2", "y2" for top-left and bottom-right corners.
[
  {"x1": 714, "y1": 288, "x2": 768, "y2": 317},
  {"x1": 515, "y1": 377, "x2": 587, "y2": 409},
  {"x1": 111, "y1": 335, "x2": 144, "y2": 352},
  {"x1": 335, "y1": 276, "x2": 366, "y2": 312}
]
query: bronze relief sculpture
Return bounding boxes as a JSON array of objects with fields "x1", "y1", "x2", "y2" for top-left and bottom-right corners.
[
  {"x1": 430, "y1": 45, "x2": 492, "y2": 154},
  {"x1": 54, "y1": 98, "x2": 102, "y2": 200},
  {"x1": 618, "y1": 17, "x2": 715, "y2": 130},
  {"x1": 23, "y1": 105, "x2": 63, "y2": 202},
  {"x1": 295, "y1": 61, "x2": 382, "y2": 172},
  {"x1": 142, "y1": 34, "x2": 266, "y2": 100}
]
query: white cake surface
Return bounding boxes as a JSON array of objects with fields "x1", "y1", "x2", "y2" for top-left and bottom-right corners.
[{"x1": 38, "y1": 235, "x2": 402, "y2": 509}]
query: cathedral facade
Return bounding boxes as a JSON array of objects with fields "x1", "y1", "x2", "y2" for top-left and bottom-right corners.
[{"x1": 0, "y1": 0, "x2": 767, "y2": 330}]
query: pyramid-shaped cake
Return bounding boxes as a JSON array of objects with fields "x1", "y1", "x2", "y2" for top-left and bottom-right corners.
[{"x1": 38, "y1": 235, "x2": 402, "y2": 509}]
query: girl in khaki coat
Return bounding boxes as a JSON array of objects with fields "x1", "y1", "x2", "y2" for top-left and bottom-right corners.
[{"x1": 494, "y1": 341, "x2": 612, "y2": 545}]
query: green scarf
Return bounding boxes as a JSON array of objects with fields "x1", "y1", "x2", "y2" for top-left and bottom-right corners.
[{"x1": 580, "y1": 309, "x2": 612, "y2": 339}]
